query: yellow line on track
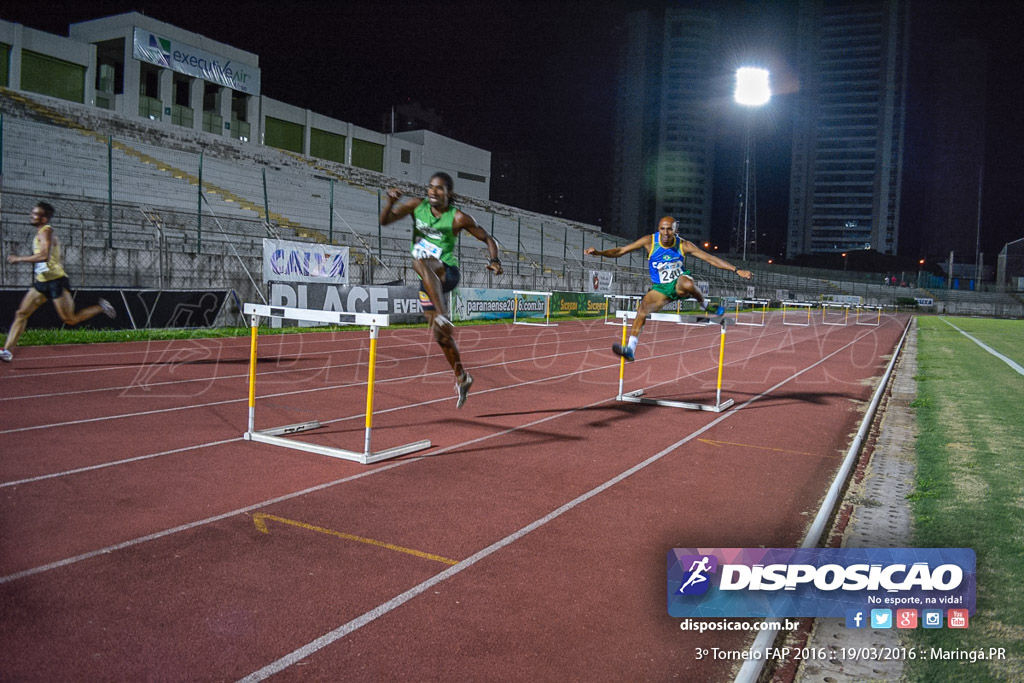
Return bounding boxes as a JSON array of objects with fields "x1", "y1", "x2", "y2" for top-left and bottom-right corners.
[
  {"x1": 697, "y1": 438, "x2": 822, "y2": 457},
  {"x1": 252, "y1": 513, "x2": 458, "y2": 565}
]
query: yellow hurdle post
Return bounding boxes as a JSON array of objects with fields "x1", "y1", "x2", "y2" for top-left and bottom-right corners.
[
  {"x1": 247, "y1": 316, "x2": 260, "y2": 434},
  {"x1": 364, "y1": 325, "x2": 379, "y2": 454},
  {"x1": 617, "y1": 317, "x2": 628, "y2": 398},
  {"x1": 715, "y1": 322, "x2": 727, "y2": 407}
]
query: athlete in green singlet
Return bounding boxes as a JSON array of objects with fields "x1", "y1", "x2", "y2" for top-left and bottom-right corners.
[{"x1": 379, "y1": 172, "x2": 503, "y2": 408}]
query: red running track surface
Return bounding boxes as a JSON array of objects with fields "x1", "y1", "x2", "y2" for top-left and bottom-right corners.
[{"x1": 0, "y1": 313, "x2": 908, "y2": 681}]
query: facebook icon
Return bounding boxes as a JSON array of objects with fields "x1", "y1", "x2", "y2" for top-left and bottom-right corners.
[{"x1": 845, "y1": 609, "x2": 866, "y2": 629}]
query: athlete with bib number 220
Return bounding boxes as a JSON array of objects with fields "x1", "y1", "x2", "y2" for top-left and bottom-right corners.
[
  {"x1": 379, "y1": 172, "x2": 503, "y2": 408},
  {"x1": 584, "y1": 216, "x2": 752, "y2": 362}
]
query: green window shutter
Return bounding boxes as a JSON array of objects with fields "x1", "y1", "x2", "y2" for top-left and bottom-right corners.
[
  {"x1": 263, "y1": 116, "x2": 304, "y2": 153},
  {"x1": 310, "y1": 128, "x2": 346, "y2": 164},
  {"x1": 20, "y1": 50, "x2": 85, "y2": 103},
  {"x1": 0, "y1": 44, "x2": 10, "y2": 88},
  {"x1": 351, "y1": 138, "x2": 384, "y2": 172}
]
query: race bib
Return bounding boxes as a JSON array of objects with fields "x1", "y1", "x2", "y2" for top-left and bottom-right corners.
[
  {"x1": 412, "y1": 238, "x2": 443, "y2": 260},
  {"x1": 654, "y1": 260, "x2": 683, "y2": 284},
  {"x1": 34, "y1": 262, "x2": 50, "y2": 275}
]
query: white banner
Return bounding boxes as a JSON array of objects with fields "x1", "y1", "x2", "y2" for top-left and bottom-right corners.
[
  {"x1": 588, "y1": 270, "x2": 614, "y2": 293},
  {"x1": 133, "y1": 28, "x2": 261, "y2": 95},
  {"x1": 263, "y1": 239, "x2": 349, "y2": 285}
]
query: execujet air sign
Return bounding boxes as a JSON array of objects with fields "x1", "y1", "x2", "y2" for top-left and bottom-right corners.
[
  {"x1": 667, "y1": 548, "x2": 976, "y2": 618},
  {"x1": 133, "y1": 28, "x2": 261, "y2": 95}
]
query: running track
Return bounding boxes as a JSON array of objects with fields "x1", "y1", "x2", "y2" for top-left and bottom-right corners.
[{"x1": 0, "y1": 313, "x2": 908, "y2": 681}]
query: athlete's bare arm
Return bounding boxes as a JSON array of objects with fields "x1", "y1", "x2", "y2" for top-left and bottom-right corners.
[
  {"x1": 454, "y1": 211, "x2": 503, "y2": 275},
  {"x1": 584, "y1": 234, "x2": 649, "y2": 259},
  {"x1": 679, "y1": 240, "x2": 753, "y2": 279},
  {"x1": 378, "y1": 188, "x2": 420, "y2": 226}
]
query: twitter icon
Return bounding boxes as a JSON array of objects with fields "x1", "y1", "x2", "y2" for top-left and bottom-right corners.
[{"x1": 871, "y1": 609, "x2": 892, "y2": 629}]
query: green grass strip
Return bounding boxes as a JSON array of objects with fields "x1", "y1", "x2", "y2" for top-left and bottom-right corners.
[{"x1": 904, "y1": 317, "x2": 1024, "y2": 681}]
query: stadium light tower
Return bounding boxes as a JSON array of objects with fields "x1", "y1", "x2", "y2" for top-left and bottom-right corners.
[{"x1": 733, "y1": 67, "x2": 771, "y2": 262}]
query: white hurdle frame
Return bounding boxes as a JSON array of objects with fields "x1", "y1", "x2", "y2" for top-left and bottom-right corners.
[
  {"x1": 821, "y1": 302, "x2": 850, "y2": 326},
  {"x1": 242, "y1": 303, "x2": 431, "y2": 465},
  {"x1": 614, "y1": 310, "x2": 734, "y2": 412},
  {"x1": 512, "y1": 290, "x2": 557, "y2": 326},
  {"x1": 604, "y1": 294, "x2": 642, "y2": 325},
  {"x1": 856, "y1": 305, "x2": 882, "y2": 326},
  {"x1": 734, "y1": 298, "x2": 769, "y2": 327},
  {"x1": 782, "y1": 301, "x2": 814, "y2": 327}
]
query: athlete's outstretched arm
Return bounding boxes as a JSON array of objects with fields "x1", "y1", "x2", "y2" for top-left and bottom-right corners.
[
  {"x1": 680, "y1": 240, "x2": 753, "y2": 279},
  {"x1": 584, "y1": 234, "x2": 649, "y2": 259},
  {"x1": 454, "y1": 211, "x2": 503, "y2": 275}
]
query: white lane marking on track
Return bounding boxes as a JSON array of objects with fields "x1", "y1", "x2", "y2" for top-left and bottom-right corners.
[
  {"x1": 235, "y1": 327, "x2": 879, "y2": 682},
  {"x1": 940, "y1": 317, "x2": 1024, "y2": 376}
]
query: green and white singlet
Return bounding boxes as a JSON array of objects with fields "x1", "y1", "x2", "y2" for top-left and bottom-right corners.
[{"x1": 411, "y1": 200, "x2": 459, "y2": 267}]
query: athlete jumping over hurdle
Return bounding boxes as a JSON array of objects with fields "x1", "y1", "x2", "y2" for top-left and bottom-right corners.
[
  {"x1": 379, "y1": 172, "x2": 503, "y2": 408},
  {"x1": 584, "y1": 216, "x2": 751, "y2": 361}
]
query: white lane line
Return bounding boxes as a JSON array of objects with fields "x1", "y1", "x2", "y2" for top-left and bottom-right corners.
[
  {"x1": 237, "y1": 326, "x2": 875, "y2": 682},
  {"x1": 940, "y1": 317, "x2": 1024, "y2": 376}
]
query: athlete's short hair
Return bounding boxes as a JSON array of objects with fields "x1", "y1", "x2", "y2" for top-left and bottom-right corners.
[
  {"x1": 35, "y1": 201, "x2": 55, "y2": 219},
  {"x1": 430, "y1": 172, "x2": 454, "y2": 194}
]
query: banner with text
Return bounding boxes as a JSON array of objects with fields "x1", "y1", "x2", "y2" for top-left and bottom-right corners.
[
  {"x1": 668, "y1": 548, "x2": 975, "y2": 618},
  {"x1": 263, "y1": 239, "x2": 349, "y2": 285},
  {"x1": 268, "y1": 283, "x2": 423, "y2": 327},
  {"x1": 133, "y1": 28, "x2": 261, "y2": 95},
  {"x1": 587, "y1": 270, "x2": 614, "y2": 293}
]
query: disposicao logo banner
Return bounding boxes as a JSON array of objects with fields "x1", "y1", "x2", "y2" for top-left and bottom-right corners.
[{"x1": 667, "y1": 548, "x2": 975, "y2": 618}]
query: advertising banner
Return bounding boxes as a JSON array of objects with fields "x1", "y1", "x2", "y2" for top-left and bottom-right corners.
[
  {"x1": 668, "y1": 548, "x2": 976, "y2": 619},
  {"x1": 133, "y1": 28, "x2": 261, "y2": 95},
  {"x1": 587, "y1": 270, "x2": 614, "y2": 293},
  {"x1": 268, "y1": 283, "x2": 423, "y2": 326},
  {"x1": 452, "y1": 288, "x2": 516, "y2": 321},
  {"x1": 263, "y1": 239, "x2": 349, "y2": 285},
  {"x1": 822, "y1": 294, "x2": 862, "y2": 305},
  {"x1": 550, "y1": 292, "x2": 607, "y2": 318}
]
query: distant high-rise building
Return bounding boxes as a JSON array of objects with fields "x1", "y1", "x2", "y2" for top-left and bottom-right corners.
[
  {"x1": 787, "y1": 0, "x2": 910, "y2": 257},
  {"x1": 917, "y1": 39, "x2": 987, "y2": 261},
  {"x1": 611, "y1": 8, "x2": 719, "y2": 241}
]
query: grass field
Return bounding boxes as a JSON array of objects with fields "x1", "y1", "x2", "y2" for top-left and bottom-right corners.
[{"x1": 906, "y1": 316, "x2": 1024, "y2": 681}]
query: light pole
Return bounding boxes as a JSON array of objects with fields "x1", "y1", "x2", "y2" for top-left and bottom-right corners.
[
  {"x1": 842, "y1": 252, "x2": 848, "y2": 272},
  {"x1": 917, "y1": 259, "x2": 925, "y2": 289},
  {"x1": 734, "y1": 67, "x2": 770, "y2": 263}
]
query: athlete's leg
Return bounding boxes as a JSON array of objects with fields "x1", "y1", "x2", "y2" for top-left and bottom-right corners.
[
  {"x1": 675, "y1": 275, "x2": 723, "y2": 316},
  {"x1": 614, "y1": 289, "x2": 670, "y2": 360},
  {"x1": 3, "y1": 288, "x2": 47, "y2": 351},
  {"x1": 52, "y1": 289, "x2": 104, "y2": 326},
  {"x1": 414, "y1": 258, "x2": 465, "y2": 379}
]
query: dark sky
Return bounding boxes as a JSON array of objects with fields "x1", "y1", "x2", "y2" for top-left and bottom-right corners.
[{"x1": 3, "y1": 0, "x2": 1024, "y2": 260}]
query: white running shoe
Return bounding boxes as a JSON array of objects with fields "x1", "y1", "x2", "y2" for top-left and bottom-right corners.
[
  {"x1": 455, "y1": 372, "x2": 473, "y2": 409},
  {"x1": 98, "y1": 298, "x2": 116, "y2": 319},
  {"x1": 0, "y1": 349, "x2": 12, "y2": 363}
]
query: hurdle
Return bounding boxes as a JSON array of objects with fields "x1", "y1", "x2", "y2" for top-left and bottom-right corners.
[
  {"x1": 513, "y1": 290, "x2": 557, "y2": 326},
  {"x1": 614, "y1": 310, "x2": 734, "y2": 412},
  {"x1": 734, "y1": 298, "x2": 769, "y2": 327},
  {"x1": 604, "y1": 294, "x2": 642, "y2": 325},
  {"x1": 821, "y1": 302, "x2": 850, "y2": 326},
  {"x1": 782, "y1": 301, "x2": 814, "y2": 327},
  {"x1": 856, "y1": 304, "x2": 882, "y2": 326},
  {"x1": 242, "y1": 303, "x2": 431, "y2": 465}
]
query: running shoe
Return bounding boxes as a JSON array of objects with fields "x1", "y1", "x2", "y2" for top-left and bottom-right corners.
[
  {"x1": 711, "y1": 304, "x2": 726, "y2": 317},
  {"x1": 456, "y1": 372, "x2": 474, "y2": 409},
  {"x1": 0, "y1": 349, "x2": 11, "y2": 363},
  {"x1": 98, "y1": 298, "x2": 116, "y2": 319},
  {"x1": 612, "y1": 344, "x2": 635, "y2": 362}
]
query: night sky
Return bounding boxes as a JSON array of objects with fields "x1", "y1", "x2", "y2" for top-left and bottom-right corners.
[{"x1": 3, "y1": 0, "x2": 1023, "y2": 261}]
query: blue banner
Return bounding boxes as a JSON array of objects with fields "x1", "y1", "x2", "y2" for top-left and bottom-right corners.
[{"x1": 667, "y1": 548, "x2": 975, "y2": 618}]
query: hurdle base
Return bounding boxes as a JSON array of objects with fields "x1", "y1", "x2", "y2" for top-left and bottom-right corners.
[
  {"x1": 245, "y1": 428, "x2": 431, "y2": 464},
  {"x1": 616, "y1": 389, "x2": 734, "y2": 413},
  {"x1": 513, "y1": 321, "x2": 559, "y2": 327}
]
